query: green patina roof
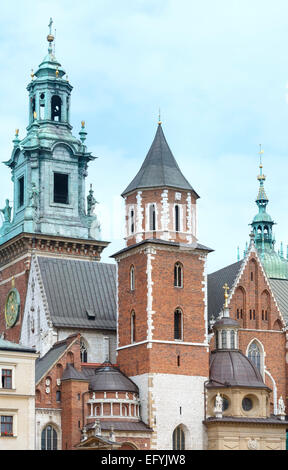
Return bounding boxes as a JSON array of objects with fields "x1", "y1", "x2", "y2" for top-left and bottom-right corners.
[
  {"x1": 252, "y1": 211, "x2": 273, "y2": 223},
  {"x1": 260, "y1": 249, "x2": 288, "y2": 280}
]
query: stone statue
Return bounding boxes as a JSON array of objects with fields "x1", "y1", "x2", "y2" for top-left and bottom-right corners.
[
  {"x1": 94, "y1": 419, "x2": 101, "y2": 436},
  {"x1": 0, "y1": 199, "x2": 12, "y2": 223},
  {"x1": 28, "y1": 182, "x2": 39, "y2": 209},
  {"x1": 214, "y1": 393, "x2": 223, "y2": 418},
  {"x1": 278, "y1": 396, "x2": 285, "y2": 419},
  {"x1": 81, "y1": 426, "x2": 87, "y2": 441},
  {"x1": 87, "y1": 184, "x2": 98, "y2": 216}
]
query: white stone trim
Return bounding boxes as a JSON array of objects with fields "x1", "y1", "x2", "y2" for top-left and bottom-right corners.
[
  {"x1": 160, "y1": 190, "x2": 169, "y2": 240},
  {"x1": 0, "y1": 271, "x2": 27, "y2": 286},
  {"x1": 146, "y1": 248, "x2": 156, "y2": 345},
  {"x1": 264, "y1": 369, "x2": 278, "y2": 415},
  {"x1": 117, "y1": 340, "x2": 209, "y2": 351},
  {"x1": 0, "y1": 253, "x2": 30, "y2": 272}
]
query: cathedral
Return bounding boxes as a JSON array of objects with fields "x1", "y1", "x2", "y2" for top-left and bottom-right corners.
[{"x1": 0, "y1": 23, "x2": 288, "y2": 451}]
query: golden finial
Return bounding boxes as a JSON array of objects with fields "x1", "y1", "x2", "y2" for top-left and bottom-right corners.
[
  {"x1": 257, "y1": 144, "x2": 266, "y2": 181},
  {"x1": 15, "y1": 129, "x2": 19, "y2": 137},
  {"x1": 158, "y1": 108, "x2": 162, "y2": 125},
  {"x1": 55, "y1": 66, "x2": 59, "y2": 79},
  {"x1": 81, "y1": 120, "x2": 85, "y2": 128},
  {"x1": 33, "y1": 111, "x2": 37, "y2": 120},
  {"x1": 223, "y1": 283, "x2": 229, "y2": 308},
  {"x1": 259, "y1": 144, "x2": 264, "y2": 167},
  {"x1": 11, "y1": 276, "x2": 15, "y2": 288},
  {"x1": 31, "y1": 69, "x2": 35, "y2": 80}
]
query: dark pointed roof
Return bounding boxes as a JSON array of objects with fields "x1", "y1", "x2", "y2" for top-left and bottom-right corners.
[{"x1": 122, "y1": 124, "x2": 199, "y2": 197}]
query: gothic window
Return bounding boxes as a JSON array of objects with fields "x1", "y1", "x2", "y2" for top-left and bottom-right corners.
[
  {"x1": 51, "y1": 95, "x2": 62, "y2": 121},
  {"x1": 130, "y1": 266, "x2": 135, "y2": 291},
  {"x1": 149, "y1": 204, "x2": 156, "y2": 231},
  {"x1": 41, "y1": 425, "x2": 58, "y2": 450},
  {"x1": 248, "y1": 342, "x2": 261, "y2": 372},
  {"x1": 80, "y1": 338, "x2": 88, "y2": 363},
  {"x1": 173, "y1": 426, "x2": 185, "y2": 450},
  {"x1": 54, "y1": 173, "x2": 69, "y2": 204},
  {"x1": 18, "y1": 176, "x2": 24, "y2": 208},
  {"x1": 56, "y1": 390, "x2": 61, "y2": 402},
  {"x1": 131, "y1": 311, "x2": 136, "y2": 343},
  {"x1": 174, "y1": 263, "x2": 183, "y2": 288},
  {"x1": 175, "y1": 205, "x2": 180, "y2": 232},
  {"x1": 174, "y1": 309, "x2": 183, "y2": 340}
]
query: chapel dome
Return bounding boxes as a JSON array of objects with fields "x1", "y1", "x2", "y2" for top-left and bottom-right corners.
[
  {"x1": 208, "y1": 350, "x2": 270, "y2": 390},
  {"x1": 88, "y1": 363, "x2": 139, "y2": 393},
  {"x1": 260, "y1": 250, "x2": 288, "y2": 280}
]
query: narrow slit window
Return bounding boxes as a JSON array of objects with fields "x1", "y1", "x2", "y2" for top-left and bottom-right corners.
[
  {"x1": 149, "y1": 204, "x2": 156, "y2": 231},
  {"x1": 54, "y1": 173, "x2": 69, "y2": 204},
  {"x1": 131, "y1": 311, "x2": 136, "y2": 343},
  {"x1": 175, "y1": 205, "x2": 180, "y2": 232},
  {"x1": 130, "y1": 209, "x2": 135, "y2": 234},
  {"x1": 174, "y1": 263, "x2": 183, "y2": 288},
  {"x1": 130, "y1": 266, "x2": 135, "y2": 291},
  {"x1": 18, "y1": 176, "x2": 24, "y2": 208}
]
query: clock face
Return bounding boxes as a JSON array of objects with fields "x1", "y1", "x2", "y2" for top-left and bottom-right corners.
[{"x1": 5, "y1": 289, "x2": 20, "y2": 329}]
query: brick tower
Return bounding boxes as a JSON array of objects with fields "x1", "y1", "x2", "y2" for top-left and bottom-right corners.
[
  {"x1": 0, "y1": 21, "x2": 108, "y2": 343},
  {"x1": 113, "y1": 121, "x2": 212, "y2": 450}
]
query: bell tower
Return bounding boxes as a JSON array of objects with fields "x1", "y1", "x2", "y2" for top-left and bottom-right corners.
[
  {"x1": 0, "y1": 21, "x2": 108, "y2": 343},
  {"x1": 113, "y1": 121, "x2": 212, "y2": 450}
]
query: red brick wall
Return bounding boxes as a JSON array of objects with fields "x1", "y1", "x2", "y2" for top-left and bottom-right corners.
[
  {"x1": 117, "y1": 245, "x2": 209, "y2": 378},
  {"x1": 225, "y1": 251, "x2": 286, "y2": 409},
  {"x1": 125, "y1": 188, "x2": 197, "y2": 246},
  {"x1": 0, "y1": 254, "x2": 31, "y2": 342}
]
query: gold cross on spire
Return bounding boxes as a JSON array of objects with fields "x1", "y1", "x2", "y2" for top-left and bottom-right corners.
[
  {"x1": 223, "y1": 283, "x2": 229, "y2": 308},
  {"x1": 257, "y1": 144, "x2": 266, "y2": 182},
  {"x1": 48, "y1": 18, "x2": 53, "y2": 36}
]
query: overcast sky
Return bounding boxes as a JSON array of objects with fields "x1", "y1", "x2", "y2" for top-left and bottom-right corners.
[{"x1": 1, "y1": 0, "x2": 288, "y2": 273}]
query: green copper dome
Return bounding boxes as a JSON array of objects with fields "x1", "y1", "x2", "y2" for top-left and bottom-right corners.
[{"x1": 250, "y1": 156, "x2": 288, "y2": 280}]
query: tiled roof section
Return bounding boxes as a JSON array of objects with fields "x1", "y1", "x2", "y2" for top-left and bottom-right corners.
[
  {"x1": 37, "y1": 256, "x2": 117, "y2": 330},
  {"x1": 86, "y1": 421, "x2": 153, "y2": 432},
  {"x1": 268, "y1": 279, "x2": 288, "y2": 323},
  {"x1": 121, "y1": 124, "x2": 199, "y2": 197},
  {"x1": 208, "y1": 350, "x2": 270, "y2": 390},
  {"x1": 85, "y1": 363, "x2": 139, "y2": 393},
  {"x1": 0, "y1": 338, "x2": 36, "y2": 354},
  {"x1": 35, "y1": 341, "x2": 68, "y2": 383},
  {"x1": 208, "y1": 260, "x2": 243, "y2": 321},
  {"x1": 61, "y1": 363, "x2": 89, "y2": 381}
]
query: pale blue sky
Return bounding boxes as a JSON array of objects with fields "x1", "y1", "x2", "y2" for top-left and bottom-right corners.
[{"x1": 1, "y1": 0, "x2": 288, "y2": 273}]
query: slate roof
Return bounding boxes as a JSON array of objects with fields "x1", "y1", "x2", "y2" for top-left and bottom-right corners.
[
  {"x1": 62, "y1": 363, "x2": 89, "y2": 382},
  {"x1": 37, "y1": 256, "x2": 117, "y2": 330},
  {"x1": 268, "y1": 278, "x2": 288, "y2": 323},
  {"x1": 122, "y1": 124, "x2": 199, "y2": 197},
  {"x1": 35, "y1": 340, "x2": 68, "y2": 383},
  {"x1": 208, "y1": 260, "x2": 243, "y2": 322}
]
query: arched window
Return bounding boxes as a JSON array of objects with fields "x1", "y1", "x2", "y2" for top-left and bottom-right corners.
[
  {"x1": 51, "y1": 95, "x2": 62, "y2": 121},
  {"x1": 175, "y1": 205, "x2": 180, "y2": 232},
  {"x1": 130, "y1": 266, "x2": 135, "y2": 291},
  {"x1": 41, "y1": 425, "x2": 58, "y2": 450},
  {"x1": 149, "y1": 204, "x2": 156, "y2": 231},
  {"x1": 80, "y1": 338, "x2": 88, "y2": 363},
  {"x1": 248, "y1": 342, "x2": 261, "y2": 372},
  {"x1": 174, "y1": 263, "x2": 183, "y2": 288},
  {"x1": 173, "y1": 426, "x2": 185, "y2": 450},
  {"x1": 174, "y1": 309, "x2": 183, "y2": 340},
  {"x1": 131, "y1": 311, "x2": 136, "y2": 343}
]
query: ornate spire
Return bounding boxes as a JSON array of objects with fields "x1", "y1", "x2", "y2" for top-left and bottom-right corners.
[{"x1": 47, "y1": 18, "x2": 55, "y2": 54}]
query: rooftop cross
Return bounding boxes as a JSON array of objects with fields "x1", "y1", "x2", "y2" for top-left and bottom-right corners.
[
  {"x1": 48, "y1": 18, "x2": 53, "y2": 36},
  {"x1": 223, "y1": 283, "x2": 229, "y2": 308}
]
